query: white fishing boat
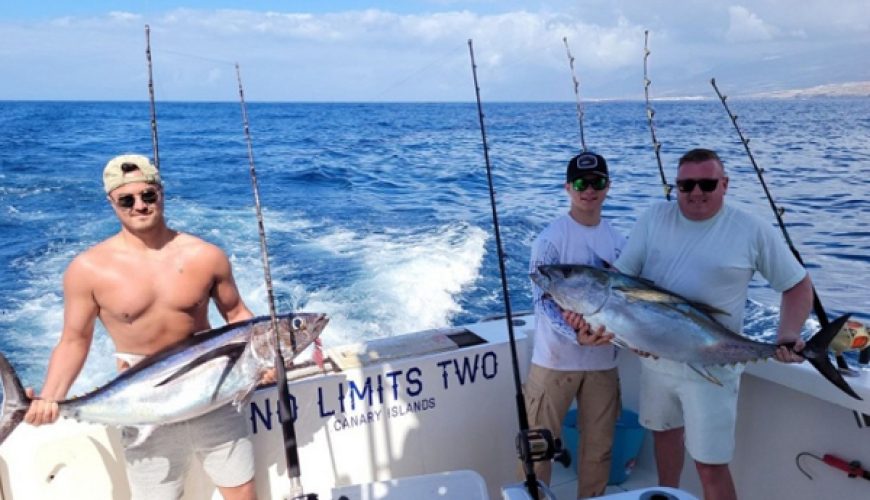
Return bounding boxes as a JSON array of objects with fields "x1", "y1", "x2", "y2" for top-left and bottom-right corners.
[{"x1": 1, "y1": 312, "x2": 867, "y2": 499}]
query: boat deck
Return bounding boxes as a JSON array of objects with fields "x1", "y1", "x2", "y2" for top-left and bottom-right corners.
[{"x1": 549, "y1": 453, "x2": 662, "y2": 498}]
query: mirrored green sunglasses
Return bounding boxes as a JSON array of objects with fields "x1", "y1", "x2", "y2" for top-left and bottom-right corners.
[{"x1": 571, "y1": 177, "x2": 608, "y2": 191}]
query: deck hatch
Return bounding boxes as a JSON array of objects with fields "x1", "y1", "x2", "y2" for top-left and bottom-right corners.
[{"x1": 447, "y1": 330, "x2": 487, "y2": 348}]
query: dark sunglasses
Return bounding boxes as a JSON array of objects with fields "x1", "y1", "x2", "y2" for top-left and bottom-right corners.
[
  {"x1": 571, "y1": 177, "x2": 608, "y2": 191},
  {"x1": 676, "y1": 178, "x2": 720, "y2": 193},
  {"x1": 115, "y1": 189, "x2": 160, "y2": 208}
]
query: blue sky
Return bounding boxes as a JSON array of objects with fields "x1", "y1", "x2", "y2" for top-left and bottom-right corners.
[{"x1": 1, "y1": 1, "x2": 868, "y2": 101}]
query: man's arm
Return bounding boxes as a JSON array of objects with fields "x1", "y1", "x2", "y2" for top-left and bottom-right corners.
[
  {"x1": 774, "y1": 273, "x2": 813, "y2": 363},
  {"x1": 24, "y1": 257, "x2": 99, "y2": 425},
  {"x1": 208, "y1": 245, "x2": 276, "y2": 383},
  {"x1": 209, "y1": 246, "x2": 253, "y2": 324}
]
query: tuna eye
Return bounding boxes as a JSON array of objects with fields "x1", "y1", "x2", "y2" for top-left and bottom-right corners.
[{"x1": 291, "y1": 317, "x2": 305, "y2": 330}]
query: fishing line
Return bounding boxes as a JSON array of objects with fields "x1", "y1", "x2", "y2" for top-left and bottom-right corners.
[
  {"x1": 468, "y1": 38, "x2": 549, "y2": 500},
  {"x1": 709, "y1": 79, "x2": 862, "y2": 372},
  {"x1": 145, "y1": 25, "x2": 161, "y2": 170},
  {"x1": 562, "y1": 37, "x2": 587, "y2": 152},
  {"x1": 235, "y1": 63, "x2": 313, "y2": 499},
  {"x1": 642, "y1": 30, "x2": 672, "y2": 200},
  {"x1": 371, "y1": 44, "x2": 464, "y2": 100},
  {"x1": 155, "y1": 47, "x2": 236, "y2": 66}
]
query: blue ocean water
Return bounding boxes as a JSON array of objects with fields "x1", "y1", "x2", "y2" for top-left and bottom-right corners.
[{"x1": 1, "y1": 99, "x2": 868, "y2": 393}]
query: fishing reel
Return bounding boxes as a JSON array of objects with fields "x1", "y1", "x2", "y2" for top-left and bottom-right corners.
[{"x1": 516, "y1": 428, "x2": 571, "y2": 470}]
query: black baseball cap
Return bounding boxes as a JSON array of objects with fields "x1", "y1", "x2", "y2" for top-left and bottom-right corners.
[{"x1": 566, "y1": 152, "x2": 608, "y2": 182}]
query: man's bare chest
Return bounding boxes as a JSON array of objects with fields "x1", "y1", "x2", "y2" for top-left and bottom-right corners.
[{"x1": 92, "y1": 256, "x2": 215, "y2": 323}]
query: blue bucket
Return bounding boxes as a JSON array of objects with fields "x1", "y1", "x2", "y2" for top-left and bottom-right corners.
[{"x1": 561, "y1": 408, "x2": 646, "y2": 485}]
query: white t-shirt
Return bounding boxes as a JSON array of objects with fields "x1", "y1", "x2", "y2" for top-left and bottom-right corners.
[
  {"x1": 615, "y1": 201, "x2": 807, "y2": 374},
  {"x1": 529, "y1": 213, "x2": 626, "y2": 371}
]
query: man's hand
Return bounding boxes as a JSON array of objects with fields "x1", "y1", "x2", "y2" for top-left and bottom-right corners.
[
  {"x1": 562, "y1": 310, "x2": 614, "y2": 346},
  {"x1": 259, "y1": 368, "x2": 277, "y2": 385},
  {"x1": 774, "y1": 338, "x2": 805, "y2": 363},
  {"x1": 23, "y1": 388, "x2": 60, "y2": 426}
]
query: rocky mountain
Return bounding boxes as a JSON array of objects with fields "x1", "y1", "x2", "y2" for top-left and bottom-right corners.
[{"x1": 749, "y1": 81, "x2": 870, "y2": 98}]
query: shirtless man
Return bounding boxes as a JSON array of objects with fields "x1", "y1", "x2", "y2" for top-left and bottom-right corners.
[{"x1": 24, "y1": 154, "x2": 258, "y2": 500}]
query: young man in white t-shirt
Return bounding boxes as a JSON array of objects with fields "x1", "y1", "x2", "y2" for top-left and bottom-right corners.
[
  {"x1": 614, "y1": 148, "x2": 811, "y2": 500},
  {"x1": 526, "y1": 151, "x2": 626, "y2": 498}
]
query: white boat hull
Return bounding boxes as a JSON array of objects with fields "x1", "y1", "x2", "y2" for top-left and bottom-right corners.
[
  {"x1": 1, "y1": 317, "x2": 532, "y2": 499},
  {"x1": 2, "y1": 314, "x2": 868, "y2": 499}
]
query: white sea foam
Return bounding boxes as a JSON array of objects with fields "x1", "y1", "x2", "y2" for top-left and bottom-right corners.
[
  {"x1": 172, "y1": 199, "x2": 490, "y2": 348},
  {"x1": 300, "y1": 223, "x2": 488, "y2": 346},
  {"x1": 1, "y1": 234, "x2": 118, "y2": 392}
]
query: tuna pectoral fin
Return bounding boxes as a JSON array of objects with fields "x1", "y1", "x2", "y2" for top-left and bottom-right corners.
[
  {"x1": 617, "y1": 286, "x2": 729, "y2": 316},
  {"x1": 688, "y1": 364, "x2": 723, "y2": 386},
  {"x1": 804, "y1": 314, "x2": 861, "y2": 400},
  {"x1": 155, "y1": 342, "x2": 247, "y2": 389},
  {"x1": 0, "y1": 352, "x2": 30, "y2": 447},
  {"x1": 611, "y1": 338, "x2": 631, "y2": 350}
]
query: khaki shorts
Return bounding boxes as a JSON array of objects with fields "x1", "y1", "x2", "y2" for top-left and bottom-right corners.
[
  {"x1": 638, "y1": 363, "x2": 740, "y2": 464},
  {"x1": 123, "y1": 404, "x2": 255, "y2": 499},
  {"x1": 524, "y1": 363, "x2": 620, "y2": 498}
]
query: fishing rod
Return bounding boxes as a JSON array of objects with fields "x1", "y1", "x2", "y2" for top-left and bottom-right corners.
[
  {"x1": 709, "y1": 78, "x2": 858, "y2": 372},
  {"x1": 466, "y1": 38, "x2": 538, "y2": 500},
  {"x1": 235, "y1": 63, "x2": 313, "y2": 500},
  {"x1": 144, "y1": 25, "x2": 160, "y2": 170},
  {"x1": 562, "y1": 37, "x2": 587, "y2": 152},
  {"x1": 142, "y1": 26, "x2": 312, "y2": 495},
  {"x1": 468, "y1": 39, "x2": 566, "y2": 500},
  {"x1": 642, "y1": 30, "x2": 672, "y2": 201}
]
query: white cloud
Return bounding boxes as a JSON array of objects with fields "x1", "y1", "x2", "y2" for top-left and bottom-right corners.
[
  {"x1": 725, "y1": 5, "x2": 778, "y2": 42},
  {"x1": 108, "y1": 11, "x2": 141, "y2": 23},
  {"x1": 143, "y1": 9, "x2": 647, "y2": 100},
  {"x1": 0, "y1": 3, "x2": 867, "y2": 101}
]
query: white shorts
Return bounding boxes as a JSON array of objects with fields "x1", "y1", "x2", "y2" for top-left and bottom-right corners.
[
  {"x1": 123, "y1": 404, "x2": 255, "y2": 499},
  {"x1": 638, "y1": 360, "x2": 741, "y2": 464}
]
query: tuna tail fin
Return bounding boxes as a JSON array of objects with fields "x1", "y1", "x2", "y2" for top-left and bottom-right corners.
[
  {"x1": 803, "y1": 314, "x2": 861, "y2": 400},
  {"x1": 0, "y1": 352, "x2": 30, "y2": 446}
]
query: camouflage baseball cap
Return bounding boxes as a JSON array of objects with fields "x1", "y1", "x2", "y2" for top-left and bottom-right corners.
[{"x1": 102, "y1": 154, "x2": 161, "y2": 193}]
